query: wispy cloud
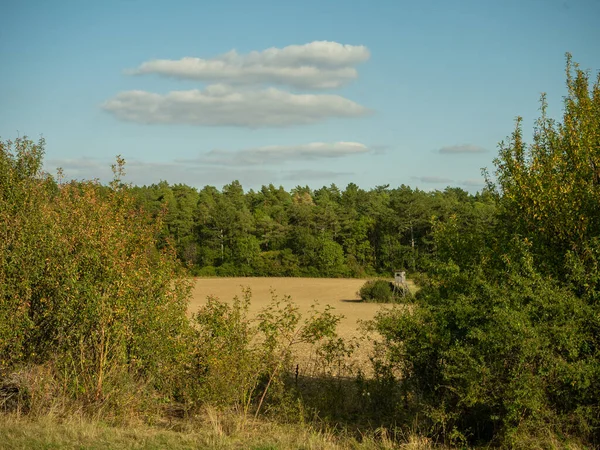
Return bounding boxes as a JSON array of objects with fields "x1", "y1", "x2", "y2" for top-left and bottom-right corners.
[
  {"x1": 102, "y1": 85, "x2": 370, "y2": 127},
  {"x1": 128, "y1": 41, "x2": 370, "y2": 89},
  {"x1": 44, "y1": 156, "x2": 353, "y2": 188},
  {"x1": 45, "y1": 157, "x2": 115, "y2": 182},
  {"x1": 460, "y1": 178, "x2": 486, "y2": 187},
  {"x1": 438, "y1": 144, "x2": 487, "y2": 154},
  {"x1": 413, "y1": 176, "x2": 455, "y2": 184},
  {"x1": 283, "y1": 169, "x2": 354, "y2": 181},
  {"x1": 189, "y1": 141, "x2": 370, "y2": 166}
]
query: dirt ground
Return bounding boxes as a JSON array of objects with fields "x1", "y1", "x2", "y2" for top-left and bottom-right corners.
[{"x1": 188, "y1": 277, "x2": 409, "y2": 375}]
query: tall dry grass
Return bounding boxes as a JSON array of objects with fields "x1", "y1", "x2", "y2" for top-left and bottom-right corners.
[{"x1": 1, "y1": 410, "x2": 441, "y2": 450}]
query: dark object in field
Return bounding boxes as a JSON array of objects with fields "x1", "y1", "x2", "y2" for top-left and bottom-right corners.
[{"x1": 358, "y1": 279, "x2": 405, "y2": 303}]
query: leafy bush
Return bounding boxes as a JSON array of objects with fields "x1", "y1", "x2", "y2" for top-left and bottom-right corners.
[
  {"x1": 0, "y1": 138, "x2": 192, "y2": 406},
  {"x1": 191, "y1": 290, "x2": 260, "y2": 409},
  {"x1": 195, "y1": 265, "x2": 217, "y2": 277},
  {"x1": 215, "y1": 262, "x2": 239, "y2": 276},
  {"x1": 369, "y1": 55, "x2": 600, "y2": 447},
  {"x1": 359, "y1": 279, "x2": 402, "y2": 303},
  {"x1": 190, "y1": 288, "x2": 346, "y2": 418}
]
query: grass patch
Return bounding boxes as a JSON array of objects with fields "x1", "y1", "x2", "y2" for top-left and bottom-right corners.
[{"x1": 0, "y1": 413, "x2": 438, "y2": 450}]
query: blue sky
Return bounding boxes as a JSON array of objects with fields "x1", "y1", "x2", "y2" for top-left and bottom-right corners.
[{"x1": 2, "y1": 0, "x2": 599, "y2": 193}]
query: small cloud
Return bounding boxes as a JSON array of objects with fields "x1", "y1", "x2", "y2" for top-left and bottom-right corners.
[
  {"x1": 189, "y1": 141, "x2": 370, "y2": 166},
  {"x1": 460, "y1": 178, "x2": 486, "y2": 187},
  {"x1": 45, "y1": 157, "x2": 278, "y2": 188},
  {"x1": 102, "y1": 86, "x2": 370, "y2": 127},
  {"x1": 44, "y1": 156, "x2": 358, "y2": 189},
  {"x1": 413, "y1": 176, "x2": 455, "y2": 184},
  {"x1": 438, "y1": 144, "x2": 487, "y2": 154},
  {"x1": 45, "y1": 157, "x2": 112, "y2": 180},
  {"x1": 283, "y1": 169, "x2": 354, "y2": 181},
  {"x1": 128, "y1": 41, "x2": 370, "y2": 89}
]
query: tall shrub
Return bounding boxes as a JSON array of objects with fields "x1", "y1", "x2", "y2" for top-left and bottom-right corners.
[
  {"x1": 371, "y1": 55, "x2": 600, "y2": 446},
  {"x1": 0, "y1": 138, "x2": 192, "y2": 404}
]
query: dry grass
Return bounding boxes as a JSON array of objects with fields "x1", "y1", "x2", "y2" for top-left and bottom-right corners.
[{"x1": 0, "y1": 412, "x2": 439, "y2": 450}]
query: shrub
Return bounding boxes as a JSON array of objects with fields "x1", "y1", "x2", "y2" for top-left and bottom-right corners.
[
  {"x1": 190, "y1": 288, "x2": 346, "y2": 418},
  {"x1": 191, "y1": 290, "x2": 260, "y2": 409},
  {"x1": 369, "y1": 55, "x2": 600, "y2": 447},
  {"x1": 216, "y1": 262, "x2": 239, "y2": 276},
  {"x1": 0, "y1": 138, "x2": 192, "y2": 407},
  {"x1": 359, "y1": 280, "x2": 402, "y2": 303},
  {"x1": 195, "y1": 265, "x2": 217, "y2": 277}
]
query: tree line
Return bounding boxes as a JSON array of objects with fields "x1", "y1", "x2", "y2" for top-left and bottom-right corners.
[{"x1": 129, "y1": 180, "x2": 495, "y2": 277}]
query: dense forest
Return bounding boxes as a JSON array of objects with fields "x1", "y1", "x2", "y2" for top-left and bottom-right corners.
[
  {"x1": 129, "y1": 180, "x2": 495, "y2": 277},
  {"x1": 1, "y1": 55, "x2": 599, "y2": 448}
]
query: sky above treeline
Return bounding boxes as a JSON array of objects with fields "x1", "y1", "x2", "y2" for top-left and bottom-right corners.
[{"x1": 2, "y1": 0, "x2": 599, "y2": 193}]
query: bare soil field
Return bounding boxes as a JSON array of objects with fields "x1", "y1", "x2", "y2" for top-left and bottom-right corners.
[{"x1": 189, "y1": 277, "x2": 410, "y2": 375}]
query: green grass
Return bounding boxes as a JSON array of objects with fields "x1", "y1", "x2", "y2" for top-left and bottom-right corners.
[
  {"x1": 0, "y1": 412, "x2": 439, "y2": 450},
  {"x1": 2, "y1": 414, "x2": 589, "y2": 450}
]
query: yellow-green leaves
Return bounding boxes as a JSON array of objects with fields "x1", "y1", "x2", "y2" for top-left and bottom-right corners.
[{"x1": 492, "y1": 54, "x2": 600, "y2": 298}]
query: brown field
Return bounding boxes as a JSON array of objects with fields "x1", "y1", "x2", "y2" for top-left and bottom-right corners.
[
  {"x1": 190, "y1": 277, "x2": 391, "y2": 337},
  {"x1": 189, "y1": 277, "x2": 412, "y2": 375}
]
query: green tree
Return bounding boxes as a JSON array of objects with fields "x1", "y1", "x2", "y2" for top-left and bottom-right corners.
[
  {"x1": 493, "y1": 54, "x2": 600, "y2": 300},
  {"x1": 170, "y1": 184, "x2": 200, "y2": 264},
  {"x1": 195, "y1": 185, "x2": 223, "y2": 267},
  {"x1": 316, "y1": 237, "x2": 347, "y2": 276}
]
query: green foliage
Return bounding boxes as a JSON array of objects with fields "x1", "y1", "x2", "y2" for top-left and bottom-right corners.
[
  {"x1": 0, "y1": 137, "x2": 192, "y2": 404},
  {"x1": 358, "y1": 280, "x2": 403, "y2": 303},
  {"x1": 1, "y1": 137, "x2": 52, "y2": 374},
  {"x1": 374, "y1": 266, "x2": 598, "y2": 445},
  {"x1": 190, "y1": 288, "x2": 345, "y2": 419},
  {"x1": 493, "y1": 54, "x2": 600, "y2": 301},
  {"x1": 369, "y1": 54, "x2": 600, "y2": 447},
  {"x1": 191, "y1": 289, "x2": 261, "y2": 409}
]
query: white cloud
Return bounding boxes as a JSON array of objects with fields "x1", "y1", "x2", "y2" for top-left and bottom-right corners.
[
  {"x1": 460, "y1": 178, "x2": 486, "y2": 187},
  {"x1": 45, "y1": 158, "x2": 113, "y2": 182},
  {"x1": 44, "y1": 157, "x2": 354, "y2": 189},
  {"x1": 283, "y1": 169, "x2": 354, "y2": 181},
  {"x1": 438, "y1": 144, "x2": 487, "y2": 154},
  {"x1": 194, "y1": 141, "x2": 370, "y2": 165},
  {"x1": 413, "y1": 176, "x2": 455, "y2": 184},
  {"x1": 128, "y1": 41, "x2": 370, "y2": 89},
  {"x1": 102, "y1": 86, "x2": 370, "y2": 127},
  {"x1": 45, "y1": 157, "x2": 112, "y2": 180}
]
